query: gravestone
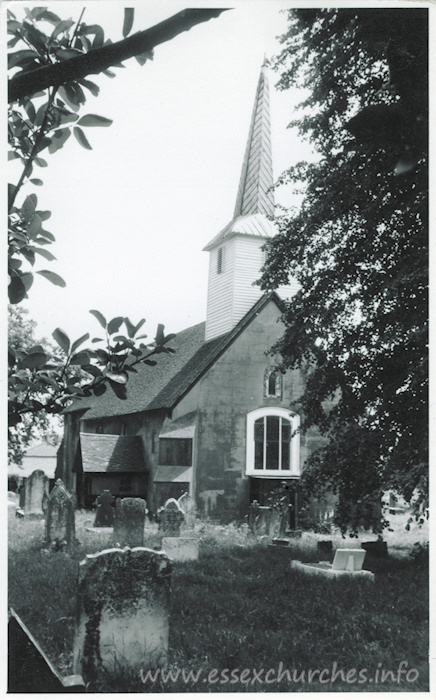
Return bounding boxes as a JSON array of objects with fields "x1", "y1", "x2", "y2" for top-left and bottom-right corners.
[
  {"x1": 44, "y1": 479, "x2": 76, "y2": 551},
  {"x1": 318, "y1": 540, "x2": 333, "y2": 558},
  {"x1": 8, "y1": 608, "x2": 85, "y2": 692},
  {"x1": 94, "y1": 489, "x2": 114, "y2": 527},
  {"x1": 291, "y1": 548, "x2": 374, "y2": 582},
  {"x1": 178, "y1": 492, "x2": 196, "y2": 530},
  {"x1": 24, "y1": 470, "x2": 49, "y2": 517},
  {"x1": 19, "y1": 485, "x2": 26, "y2": 509},
  {"x1": 158, "y1": 498, "x2": 185, "y2": 536},
  {"x1": 113, "y1": 497, "x2": 146, "y2": 547},
  {"x1": 362, "y1": 540, "x2": 388, "y2": 558},
  {"x1": 73, "y1": 547, "x2": 171, "y2": 682},
  {"x1": 248, "y1": 500, "x2": 260, "y2": 533}
]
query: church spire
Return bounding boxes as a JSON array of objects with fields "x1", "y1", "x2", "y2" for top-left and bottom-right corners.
[{"x1": 233, "y1": 64, "x2": 274, "y2": 218}]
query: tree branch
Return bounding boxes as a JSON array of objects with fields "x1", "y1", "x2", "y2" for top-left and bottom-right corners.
[{"x1": 9, "y1": 8, "x2": 230, "y2": 102}]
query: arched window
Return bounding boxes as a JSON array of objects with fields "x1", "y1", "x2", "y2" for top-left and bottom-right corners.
[
  {"x1": 264, "y1": 368, "x2": 282, "y2": 398},
  {"x1": 246, "y1": 407, "x2": 300, "y2": 476}
]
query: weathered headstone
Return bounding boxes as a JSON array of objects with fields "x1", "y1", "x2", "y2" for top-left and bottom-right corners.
[
  {"x1": 24, "y1": 470, "x2": 49, "y2": 518},
  {"x1": 113, "y1": 497, "x2": 146, "y2": 547},
  {"x1": 73, "y1": 547, "x2": 171, "y2": 682},
  {"x1": 178, "y1": 492, "x2": 196, "y2": 530},
  {"x1": 158, "y1": 498, "x2": 185, "y2": 536},
  {"x1": 19, "y1": 485, "x2": 25, "y2": 509},
  {"x1": 362, "y1": 540, "x2": 388, "y2": 558},
  {"x1": 317, "y1": 540, "x2": 333, "y2": 558},
  {"x1": 8, "y1": 608, "x2": 85, "y2": 692},
  {"x1": 44, "y1": 479, "x2": 76, "y2": 551},
  {"x1": 248, "y1": 500, "x2": 260, "y2": 533},
  {"x1": 94, "y1": 489, "x2": 114, "y2": 527}
]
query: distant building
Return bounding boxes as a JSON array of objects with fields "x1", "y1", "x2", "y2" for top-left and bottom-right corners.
[
  {"x1": 57, "y1": 67, "x2": 327, "y2": 517},
  {"x1": 8, "y1": 441, "x2": 58, "y2": 490}
]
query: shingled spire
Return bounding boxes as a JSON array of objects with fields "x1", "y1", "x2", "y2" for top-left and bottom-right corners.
[
  {"x1": 233, "y1": 64, "x2": 274, "y2": 218},
  {"x1": 203, "y1": 64, "x2": 291, "y2": 343}
]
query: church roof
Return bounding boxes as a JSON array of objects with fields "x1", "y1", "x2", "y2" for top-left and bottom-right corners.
[
  {"x1": 64, "y1": 292, "x2": 284, "y2": 421},
  {"x1": 77, "y1": 433, "x2": 145, "y2": 473},
  {"x1": 203, "y1": 66, "x2": 275, "y2": 252}
]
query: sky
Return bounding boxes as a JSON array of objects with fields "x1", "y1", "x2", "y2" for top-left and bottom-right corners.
[{"x1": 7, "y1": 1, "x2": 314, "y2": 346}]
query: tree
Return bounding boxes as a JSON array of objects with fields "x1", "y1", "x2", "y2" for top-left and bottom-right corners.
[
  {"x1": 8, "y1": 8, "x2": 226, "y2": 430},
  {"x1": 8, "y1": 305, "x2": 61, "y2": 466},
  {"x1": 261, "y1": 8, "x2": 428, "y2": 533}
]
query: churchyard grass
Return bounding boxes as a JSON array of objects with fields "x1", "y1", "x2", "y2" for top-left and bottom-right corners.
[{"x1": 8, "y1": 511, "x2": 428, "y2": 692}]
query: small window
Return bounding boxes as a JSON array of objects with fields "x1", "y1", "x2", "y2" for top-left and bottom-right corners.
[
  {"x1": 217, "y1": 247, "x2": 223, "y2": 274},
  {"x1": 264, "y1": 368, "x2": 282, "y2": 398},
  {"x1": 159, "y1": 438, "x2": 192, "y2": 466}
]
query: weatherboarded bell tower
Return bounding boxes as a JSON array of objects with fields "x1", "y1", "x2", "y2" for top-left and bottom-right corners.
[{"x1": 203, "y1": 65, "x2": 297, "y2": 342}]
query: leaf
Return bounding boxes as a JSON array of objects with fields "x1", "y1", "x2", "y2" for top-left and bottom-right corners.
[
  {"x1": 34, "y1": 247, "x2": 56, "y2": 261},
  {"x1": 34, "y1": 156, "x2": 48, "y2": 167},
  {"x1": 71, "y1": 333, "x2": 90, "y2": 353},
  {"x1": 109, "y1": 379, "x2": 127, "y2": 400},
  {"x1": 37, "y1": 270, "x2": 66, "y2": 287},
  {"x1": 30, "y1": 178, "x2": 43, "y2": 186},
  {"x1": 77, "y1": 114, "x2": 113, "y2": 127},
  {"x1": 106, "y1": 371, "x2": 128, "y2": 384},
  {"x1": 135, "y1": 50, "x2": 153, "y2": 66},
  {"x1": 70, "y1": 351, "x2": 91, "y2": 366},
  {"x1": 21, "y1": 195, "x2": 35, "y2": 222},
  {"x1": 8, "y1": 49, "x2": 39, "y2": 70},
  {"x1": 50, "y1": 19, "x2": 75, "y2": 40},
  {"x1": 155, "y1": 324, "x2": 165, "y2": 346},
  {"x1": 123, "y1": 8, "x2": 134, "y2": 38},
  {"x1": 102, "y1": 69, "x2": 116, "y2": 78},
  {"x1": 52, "y1": 328, "x2": 70, "y2": 354},
  {"x1": 8, "y1": 275, "x2": 27, "y2": 304},
  {"x1": 89, "y1": 310, "x2": 107, "y2": 329},
  {"x1": 123, "y1": 317, "x2": 135, "y2": 338},
  {"x1": 20, "y1": 352, "x2": 49, "y2": 370},
  {"x1": 8, "y1": 151, "x2": 19, "y2": 160},
  {"x1": 107, "y1": 317, "x2": 124, "y2": 335},
  {"x1": 73, "y1": 126, "x2": 92, "y2": 150},
  {"x1": 78, "y1": 79, "x2": 100, "y2": 97},
  {"x1": 93, "y1": 383, "x2": 107, "y2": 397},
  {"x1": 27, "y1": 214, "x2": 42, "y2": 238},
  {"x1": 37, "y1": 210, "x2": 51, "y2": 221}
]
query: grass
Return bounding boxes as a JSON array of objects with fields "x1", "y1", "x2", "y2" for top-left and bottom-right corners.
[{"x1": 8, "y1": 511, "x2": 429, "y2": 692}]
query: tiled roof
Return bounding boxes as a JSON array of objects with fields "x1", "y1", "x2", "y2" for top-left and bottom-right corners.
[
  {"x1": 64, "y1": 292, "x2": 284, "y2": 421},
  {"x1": 64, "y1": 322, "x2": 208, "y2": 419},
  {"x1": 203, "y1": 66, "x2": 275, "y2": 252},
  {"x1": 78, "y1": 433, "x2": 146, "y2": 473}
]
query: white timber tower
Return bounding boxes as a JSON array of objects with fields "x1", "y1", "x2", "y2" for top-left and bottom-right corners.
[{"x1": 203, "y1": 64, "x2": 297, "y2": 342}]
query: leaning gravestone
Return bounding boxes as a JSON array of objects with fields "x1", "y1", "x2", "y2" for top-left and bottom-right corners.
[
  {"x1": 113, "y1": 498, "x2": 146, "y2": 547},
  {"x1": 9, "y1": 608, "x2": 85, "y2": 692},
  {"x1": 158, "y1": 498, "x2": 185, "y2": 536},
  {"x1": 94, "y1": 489, "x2": 114, "y2": 527},
  {"x1": 178, "y1": 493, "x2": 196, "y2": 530},
  {"x1": 24, "y1": 470, "x2": 49, "y2": 518},
  {"x1": 44, "y1": 479, "x2": 76, "y2": 551},
  {"x1": 73, "y1": 547, "x2": 172, "y2": 683}
]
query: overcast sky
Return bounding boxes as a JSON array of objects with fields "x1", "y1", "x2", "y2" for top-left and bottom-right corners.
[{"x1": 7, "y1": 1, "x2": 315, "y2": 346}]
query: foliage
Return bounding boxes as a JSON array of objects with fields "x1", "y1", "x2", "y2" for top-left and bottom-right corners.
[
  {"x1": 261, "y1": 9, "x2": 428, "y2": 532},
  {"x1": 8, "y1": 305, "x2": 61, "y2": 466},
  {"x1": 7, "y1": 8, "x2": 178, "y2": 430}
]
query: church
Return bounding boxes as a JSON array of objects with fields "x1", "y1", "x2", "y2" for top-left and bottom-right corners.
[{"x1": 56, "y1": 67, "x2": 326, "y2": 519}]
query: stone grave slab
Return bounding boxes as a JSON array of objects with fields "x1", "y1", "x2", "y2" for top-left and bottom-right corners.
[
  {"x1": 113, "y1": 497, "x2": 146, "y2": 547},
  {"x1": 162, "y1": 537, "x2": 199, "y2": 562},
  {"x1": 8, "y1": 608, "x2": 85, "y2": 692},
  {"x1": 158, "y1": 498, "x2": 185, "y2": 536},
  {"x1": 24, "y1": 469, "x2": 49, "y2": 518},
  {"x1": 73, "y1": 546, "x2": 172, "y2": 682},
  {"x1": 94, "y1": 489, "x2": 114, "y2": 527},
  {"x1": 290, "y1": 548, "x2": 374, "y2": 582}
]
